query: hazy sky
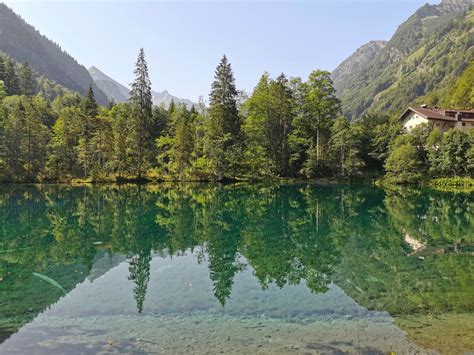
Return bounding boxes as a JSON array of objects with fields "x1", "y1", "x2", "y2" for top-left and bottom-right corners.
[{"x1": 4, "y1": 0, "x2": 438, "y2": 101}]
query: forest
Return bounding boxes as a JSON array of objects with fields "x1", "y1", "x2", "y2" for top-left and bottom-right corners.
[{"x1": 0, "y1": 50, "x2": 473, "y2": 183}]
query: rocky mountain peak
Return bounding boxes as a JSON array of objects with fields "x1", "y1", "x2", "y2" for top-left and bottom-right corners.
[{"x1": 332, "y1": 40, "x2": 387, "y2": 90}]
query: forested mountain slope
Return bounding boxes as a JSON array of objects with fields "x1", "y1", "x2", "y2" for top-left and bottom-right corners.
[
  {"x1": 332, "y1": 41, "x2": 386, "y2": 94},
  {"x1": 0, "y1": 52, "x2": 70, "y2": 99},
  {"x1": 333, "y1": 0, "x2": 474, "y2": 119},
  {"x1": 0, "y1": 4, "x2": 108, "y2": 105}
]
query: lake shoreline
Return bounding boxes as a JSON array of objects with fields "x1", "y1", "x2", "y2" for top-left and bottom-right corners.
[{"x1": 1, "y1": 177, "x2": 473, "y2": 193}]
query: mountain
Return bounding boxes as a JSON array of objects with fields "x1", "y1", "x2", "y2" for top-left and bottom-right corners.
[
  {"x1": 332, "y1": 0, "x2": 474, "y2": 119},
  {"x1": 151, "y1": 89, "x2": 196, "y2": 109},
  {"x1": 0, "y1": 3, "x2": 108, "y2": 105},
  {"x1": 88, "y1": 66, "x2": 196, "y2": 108},
  {"x1": 332, "y1": 41, "x2": 387, "y2": 94},
  {"x1": 89, "y1": 66, "x2": 129, "y2": 103}
]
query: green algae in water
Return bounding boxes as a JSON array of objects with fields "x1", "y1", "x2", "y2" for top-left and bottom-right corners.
[{"x1": 0, "y1": 184, "x2": 472, "y2": 353}]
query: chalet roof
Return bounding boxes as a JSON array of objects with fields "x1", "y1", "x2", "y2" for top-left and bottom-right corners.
[{"x1": 400, "y1": 107, "x2": 474, "y2": 122}]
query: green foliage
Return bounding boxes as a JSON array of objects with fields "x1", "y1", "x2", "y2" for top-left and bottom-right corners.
[
  {"x1": 0, "y1": 4, "x2": 108, "y2": 104},
  {"x1": 385, "y1": 125, "x2": 473, "y2": 184},
  {"x1": 18, "y1": 62, "x2": 36, "y2": 96},
  {"x1": 205, "y1": 55, "x2": 241, "y2": 180},
  {"x1": 450, "y1": 60, "x2": 474, "y2": 109},
  {"x1": 0, "y1": 49, "x2": 470, "y2": 183},
  {"x1": 335, "y1": 8, "x2": 474, "y2": 119},
  {"x1": 329, "y1": 117, "x2": 364, "y2": 177},
  {"x1": 1, "y1": 184, "x2": 472, "y2": 329},
  {"x1": 2, "y1": 95, "x2": 50, "y2": 181},
  {"x1": 155, "y1": 104, "x2": 196, "y2": 180},
  {"x1": 292, "y1": 70, "x2": 341, "y2": 177},
  {"x1": 242, "y1": 73, "x2": 294, "y2": 177},
  {"x1": 385, "y1": 135, "x2": 422, "y2": 184},
  {"x1": 0, "y1": 53, "x2": 71, "y2": 99},
  {"x1": 429, "y1": 176, "x2": 474, "y2": 188},
  {"x1": 129, "y1": 49, "x2": 154, "y2": 179},
  {"x1": 428, "y1": 128, "x2": 472, "y2": 176}
]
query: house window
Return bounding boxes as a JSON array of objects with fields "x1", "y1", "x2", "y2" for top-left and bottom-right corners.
[{"x1": 462, "y1": 123, "x2": 466, "y2": 126}]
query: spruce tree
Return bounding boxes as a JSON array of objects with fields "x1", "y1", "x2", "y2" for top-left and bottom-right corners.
[
  {"x1": 18, "y1": 62, "x2": 36, "y2": 96},
  {"x1": 209, "y1": 55, "x2": 240, "y2": 142},
  {"x1": 205, "y1": 55, "x2": 241, "y2": 180},
  {"x1": 78, "y1": 85, "x2": 98, "y2": 178},
  {"x1": 4, "y1": 59, "x2": 20, "y2": 96},
  {"x1": 129, "y1": 48, "x2": 153, "y2": 179},
  {"x1": 173, "y1": 105, "x2": 195, "y2": 179}
]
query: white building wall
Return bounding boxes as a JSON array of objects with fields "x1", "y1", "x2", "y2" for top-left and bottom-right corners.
[
  {"x1": 402, "y1": 112, "x2": 429, "y2": 132},
  {"x1": 402, "y1": 110, "x2": 474, "y2": 133}
]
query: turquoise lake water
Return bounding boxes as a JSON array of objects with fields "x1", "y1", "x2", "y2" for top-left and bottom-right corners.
[{"x1": 0, "y1": 184, "x2": 472, "y2": 354}]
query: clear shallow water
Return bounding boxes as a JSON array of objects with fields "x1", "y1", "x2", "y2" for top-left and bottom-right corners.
[{"x1": 0, "y1": 184, "x2": 472, "y2": 354}]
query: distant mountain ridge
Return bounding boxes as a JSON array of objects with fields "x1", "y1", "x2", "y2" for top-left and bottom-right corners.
[
  {"x1": 0, "y1": 3, "x2": 108, "y2": 105},
  {"x1": 332, "y1": 41, "x2": 387, "y2": 93},
  {"x1": 88, "y1": 66, "x2": 196, "y2": 108},
  {"x1": 332, "y1": 0, "x2": 474, "y2": 119},
  {"x1": 89, "y1": 66, "x2": 129, "y2": 103}
]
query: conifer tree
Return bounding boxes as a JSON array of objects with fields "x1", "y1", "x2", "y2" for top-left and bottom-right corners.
[
  {"x1": 173, "y1": 105, "x2": 195, "y2": 179},
  {"x1": 205, "y1": 55, "x2": 241, "y2": 180},
  {"x1": 78, "y1": 85, "x2": 98, "y2": 178},
  {"x1": 129, "y1": 48, "x2": 153, "y2": 179},
  {"x1": 18, "y1": 62, "x2": 36, "y2": 96},
  {"x1": 23, "y1": 97, "x2": 50, "y2": 180},
  {"x1": 4, "y1": 59, "x2": 20, "y2": 96},
  {"x1": 110, "y1": 103, "x2": 132, "y2": 179}
]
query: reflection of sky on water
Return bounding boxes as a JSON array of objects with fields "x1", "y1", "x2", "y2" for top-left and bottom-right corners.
[{"x1": 2, "y1": 252, "x2": 422, "y2": 354}]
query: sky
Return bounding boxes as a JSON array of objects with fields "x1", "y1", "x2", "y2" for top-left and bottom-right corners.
[{"x1": 3, "y1": 0, "x2": 440, "y2": 102}]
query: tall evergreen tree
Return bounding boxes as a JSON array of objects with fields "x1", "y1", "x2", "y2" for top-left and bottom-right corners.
[
  {"x1": 18, "y1": 62, "x2": 36, "y2": 96},
  {"x1": 4, "y1": 59, "x2": 20, "y2": 96},
  {"x1": 173, "y1": 105, "x2": 195, "y2": 179},
  {"x1": 110, "y1": 103, "x2": 132, "y2": 179},
  {"x1": 3, "y1": 96, "x2": 49, "y2": 181},
  {"x1": 78, "y1": 85, "x2": 98, "y2": 178},
  {"x1": 129, "y1": 48, "x2": 153, "y2": 179},
  {"x1": 205, "y1": 55, "x2": 241, "y2": 180}
]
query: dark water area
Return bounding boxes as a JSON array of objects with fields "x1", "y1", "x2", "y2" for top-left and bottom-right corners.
[{"x1": 0, "y1": 184, "x2": 472, "y2": 354}]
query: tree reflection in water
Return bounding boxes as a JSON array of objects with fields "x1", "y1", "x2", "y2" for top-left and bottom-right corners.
[{"x1": 0, "y1": 183, "x2": 472, "y2": 329}]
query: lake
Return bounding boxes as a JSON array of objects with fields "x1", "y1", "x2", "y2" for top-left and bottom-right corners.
[{"x1": 0, "y1": 184, "x2": 472, "y2": 354}]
